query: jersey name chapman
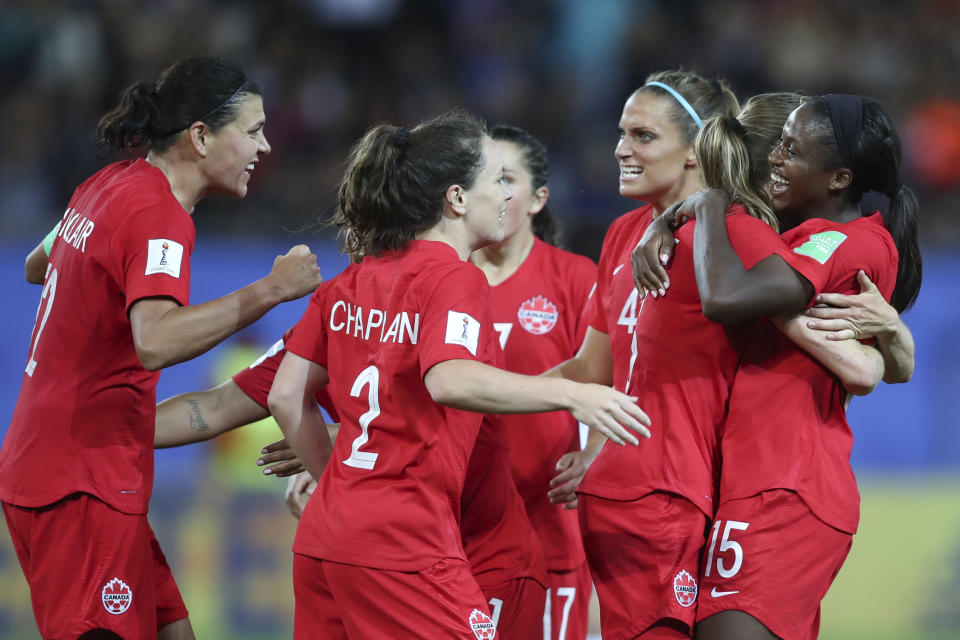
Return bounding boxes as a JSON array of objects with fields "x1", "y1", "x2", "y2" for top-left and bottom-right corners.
[{"x1": 329, "y1": 300, "x2": 420, "y2": 344}]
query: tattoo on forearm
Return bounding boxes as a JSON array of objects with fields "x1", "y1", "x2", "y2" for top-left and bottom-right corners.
[{"x1": 185, "y1": 398, "x2": 209, "y2": 432}]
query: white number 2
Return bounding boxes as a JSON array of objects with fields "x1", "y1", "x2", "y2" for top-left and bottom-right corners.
[
  {"x1": 704, "y1": 519, "x2": 749, "y2": 578},
  {"x1": 342, "y1": 365, "x2": 381, "y2": 470},
  {"x1": 25, "y1": 267, "x2": 58, "y2": 377}
]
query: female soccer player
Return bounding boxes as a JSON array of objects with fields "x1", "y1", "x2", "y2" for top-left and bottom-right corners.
[
  {"x1": 542, "y1": 69, "x2": 739, "y2": 639},
  {"x1": 154, "y1": 326, "x2": 549, "y2": 640},
  {"x1": 266, "y1": 110, "x2": 650, "y2": 639},
  {"x1": 0, "y1": 56, "x2": 321, "y2": 640},
  {"x1": 547, "y1": 70, "x2": 740, "y2": 504},
  {"x1": 683, "y1": 95, "x2": 920, "y2": 640},
  {"x1": 471, "y1": 124, "x2": 597, "y2": 640}
]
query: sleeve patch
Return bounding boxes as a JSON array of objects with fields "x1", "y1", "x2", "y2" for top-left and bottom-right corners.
[
  {"x1": 445, "y1": 310, "x2": 480, "y2": 356},
  {"x1": 792, "y1": 231, "x2": 847, "y2": 265},
  {"x1": 145, "y1": 239, "x2": 184, "y2": 277}
]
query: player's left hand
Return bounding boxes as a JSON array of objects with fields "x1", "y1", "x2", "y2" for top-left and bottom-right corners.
[
  {"x1": 257, "y1": 438, "x2": 306, "y2": 477},
  {"x1": 804, "y1": 270, "x2": 898, "y2": 340}
]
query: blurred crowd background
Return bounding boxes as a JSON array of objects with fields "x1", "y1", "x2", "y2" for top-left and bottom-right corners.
[{"x1": 1, "y1": 1, "x2": 959, "y2": 639}]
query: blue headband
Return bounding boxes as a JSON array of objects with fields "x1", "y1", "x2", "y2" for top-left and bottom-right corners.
[{"x1": 644, "y1": 81, "x2": 703, "y2": 129}]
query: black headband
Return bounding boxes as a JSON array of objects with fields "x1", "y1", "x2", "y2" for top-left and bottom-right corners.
[
  {"x1": 155, "y1": 79, "x2": 248, "y2": 138},
  {"x1": 821, "y1": 94, "x2": 863, "y2": 170}
]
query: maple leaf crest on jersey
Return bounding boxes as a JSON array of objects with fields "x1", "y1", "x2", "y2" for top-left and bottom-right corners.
[
  {"x1": 517, "y1": 295, "x2": 558, "y2": 335},
  {"x1": 673, "y1": 569, "x2": 698, "y2": 607},
  {"x1": 101, "y1": 577, "x2": 133, "y2": 615},
  {"x1": 468, "y1": 608, "x2": 496, "y2": 639}
]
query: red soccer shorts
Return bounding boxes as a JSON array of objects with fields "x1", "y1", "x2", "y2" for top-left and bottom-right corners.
[
  {"x1": 2, "y1": 493, "x2": 188, "y2": 639},
  {"x1": 578, "y1": 492, "x2": 708, "y2": 640},
  {"x1": 544, "y1": 562, "x2": 593, "y2": 640},
  {"x1": 696, "y1": 490, "x2": 852, "y2": 640},
  {"x1": 293, "y1": 553, "x2": 497, "y2": 639},
  {"x1": 480, "y1": 576, "x2": 546, "y2": 639}
]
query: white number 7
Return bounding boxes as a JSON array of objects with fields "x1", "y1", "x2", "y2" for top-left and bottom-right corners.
[
  {"x1": 704, "y1": 519, "x2": 749, "y2": 578},
  {"x1": 342, "y1": 365, "x2": 381, "y2": 470},
  {"x1": 25, "y1": 267, "x2": 58, "y2": 377}
]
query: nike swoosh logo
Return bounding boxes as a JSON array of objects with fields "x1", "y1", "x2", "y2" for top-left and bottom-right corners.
[{"x1": 710, "y1": 587, "x2": 740, "y2": 598}]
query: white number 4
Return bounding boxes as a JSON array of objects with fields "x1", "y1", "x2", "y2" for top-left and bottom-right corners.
[
  {"x1": 704, "y1": 519, "x2": 749, "y2": 578},
  {"x1": 342, "y1": 365, "x2": 381, "y2": 470}
]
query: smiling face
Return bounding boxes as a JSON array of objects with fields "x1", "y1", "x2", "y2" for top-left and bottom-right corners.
[
  {"x1": 495, "y1": 139, "x2": 543, "y2": 242},
  {"x1": 202, "y1": 93, "x2": 271, "y2": 198},
  {"x1": 464, "y1": 136, "x2": 513, "y2": 250},
  {"x1": 615, "y1": 91, "x2": 698, "y2": 209},
  {"x1": 767, "y1": 102, "x2": 840, "y2": 218}
]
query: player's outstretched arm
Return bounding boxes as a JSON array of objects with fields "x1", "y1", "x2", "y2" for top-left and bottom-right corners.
[
  {"x1": 541, "y1": 327, "x2": 614, "y2": 386},
  {"x1": 424, "y1": 359, "x2": 650, "y2": 445},
  {"x1": 804, "y1": 270, "x2": 914, "y2": 384},
  {"x1": 268, "y1": 351, "x2": 334, "y2": 480},
  {"x1": 130, "y1": 245, "x2": 322, "y2": 371},
  {"x1": 155, "y1": 379, "x2": 269, "y2": 448},
  {"x1": 773, "y1": 314, "x2": 884, "y2": 396}
]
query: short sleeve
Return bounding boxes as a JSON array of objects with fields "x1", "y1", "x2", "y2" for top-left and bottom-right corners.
[
  {"x1": 286, "y1": 288, "x2": 330, "y2": 367},
  {"x1": 416, "y1": 262, "x2": 496, "y2": 377},
  {"x1": 778, "y1": 220, "x2": 897, "y2": 302},
  {"x1": 725, "y1": 213, "x2": 789, "y2": 271},
  {"x1": 234, "y1": 324, "x2": 340, "y2": 421},
  {"x1": 233, "y1": 337, "x2": 287, "y2": 407},
  {"x1": 115, "y1": 199, "x2": 195, "y2": 311}
]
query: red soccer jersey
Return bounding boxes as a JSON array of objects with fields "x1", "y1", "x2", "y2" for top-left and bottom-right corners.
[
  {"x1": 581, "y1": 205, "x2": 656, "y2": 391},
  {"x1": 233, "y1": 327, "x2": 340, "y2": 422},
  {"x1": 0, "y1": 159, "x2": 194, "y2": 514},
  {"x1": 580, "y1": 208, "x2": 788, "y2": 517},
  {"x1": 234, "y1": 329, "x2": 547, "y2": 588},
  {"x1": 285, "y1": 240, "x2": 498, "y2": 571},
  {"x1": 462, "y1": 413, "x2": 548, "y2": 590},
  {"x1": 719, "y1": 213, "x2": 898, "y2": 534},
  {"x1": 485, "y1": 238, "x2": 596, "y2": 571}
]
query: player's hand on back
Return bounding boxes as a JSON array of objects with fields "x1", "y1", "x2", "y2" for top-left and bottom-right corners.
[
  {"x1": 267, "y1": 244, "x2": 323, "y2": 301},
  {"x1": 567, "y1": 384, "x2": 651, "y2": 446},
  {"x1": 804, "y1": 270, "x2": 898, "y2": 341},
  {"x1": 257, "y1": 437, "x2": 306, "y2": 477}
]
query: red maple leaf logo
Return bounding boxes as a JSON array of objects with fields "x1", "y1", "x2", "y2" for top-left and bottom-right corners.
[
  {"x1": 517, "y1": 295, "x2": 558, "y2": 335},
  {"x1": 673, "y1": 570, "x2": 698, "y2": 607},
  {"x1": 102, "y1": 577, "x2": 132, "y2": 614},
  {"x1": 468, "y1": 608, "x2": 496, "y2": 640}
]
